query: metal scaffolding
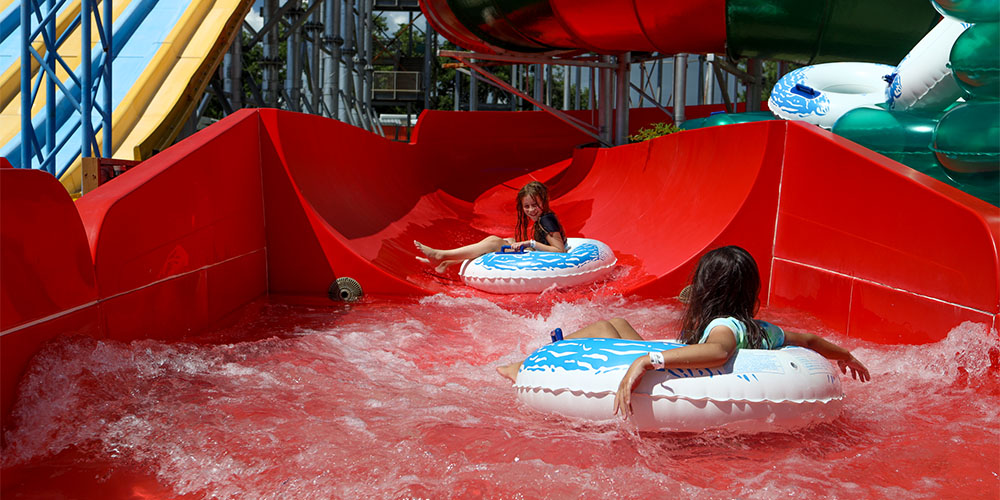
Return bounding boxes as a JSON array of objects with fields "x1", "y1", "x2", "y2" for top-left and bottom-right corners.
[
  {"x1": 19, "y1": 0, "x2": 112, "y2": 173},
  {"x1": 209, "y1": 0, "x2": 405, "y2": 135},
  {"x1": 15, "y1": 0, "x2": 778, "y2": 172},
  {"x1": 193, "y1": 0, "x2": 772, "y2": 145}
]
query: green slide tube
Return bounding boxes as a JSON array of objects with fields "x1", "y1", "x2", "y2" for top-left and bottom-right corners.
[{"x1": 726, "y1": 0, "x2": 941, "y2": 64}]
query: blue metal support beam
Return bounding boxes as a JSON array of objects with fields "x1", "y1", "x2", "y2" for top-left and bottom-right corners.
[
  {"x1": 98, "y1": 0, "x2": 112, "y2": 157},
  {"x1": 19, "y1": 0, "x2": 112, "y2": 174}
]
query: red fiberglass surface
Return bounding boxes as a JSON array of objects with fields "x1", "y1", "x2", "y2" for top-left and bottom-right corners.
[
  {"x1": 2, "y1": 109, "x2": 998, "y2": 497},
  {"x1": 260, "y1": 112, "x2": 787, "y2": 300},
  {"x1": 255, "y1": 111, "x2": 998, "y2": 341}
]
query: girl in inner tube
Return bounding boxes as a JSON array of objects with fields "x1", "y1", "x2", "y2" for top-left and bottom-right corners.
[
  {"x1": 414, "y1": 180, "x2": 566, "y2": 273},
  {"x1": 496, "y1": 245, "x2": 871, "y2": 418}
]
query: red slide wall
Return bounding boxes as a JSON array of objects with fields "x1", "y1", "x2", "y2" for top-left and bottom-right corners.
[
  {"x1": 770, "y1": 124, "x2": 999, "y2": 343},
  {"x1": 1, "y1": 170, "x2": 101, "y2": 427},
  {"x1": 75, "y1": 109, "x2": 269, "y2": 343},
  {"x1": 1, "y1": 110, "x2": 271, "y2": 428}
]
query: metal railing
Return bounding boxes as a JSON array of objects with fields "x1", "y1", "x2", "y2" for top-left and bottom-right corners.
[{"x1": 373, "y1": 71, "x2": 421, "y2": 101}]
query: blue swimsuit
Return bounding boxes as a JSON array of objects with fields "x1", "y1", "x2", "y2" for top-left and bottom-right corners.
[{"x1": 698, "y1": 317, "x2": 786, "y2": 350}]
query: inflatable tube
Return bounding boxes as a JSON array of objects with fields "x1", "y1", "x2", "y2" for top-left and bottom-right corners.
[
  {"x1": 932, "y1": 0, "x2": 1000, "y2": 23},
  {"x1": 680, "y1": 112, "x2": 776, "y2": 131},
  {"x1": 950, "y1": 22, "x2": 1000, "y2": 101},
  {"x1": 932, "y1": 101, "x2": 1000, "y2": 175},
  {"x1": 832, "y1": 107, "x2": 942, "y2": 174},
  {"x1": 515, "y1": 338, "x2": 844, "y2": 432},
  {"x1": 702, "y1": 111, "x2": 778, "y2": 127},
  {"x1": 459, "y1": 237, "x2": 616, "y2": 294},
  {"x1": 768, "y1": 63, "x2": 894, "y2": 129},
  {"x1": 886, "y1": 17, "x2": 971, "y2": 112}
]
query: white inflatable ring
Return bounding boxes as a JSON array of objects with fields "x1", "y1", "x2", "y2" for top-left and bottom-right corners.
[
  {"x1": 459, "y1": 237, "x2": 616, "y2": 294},
  {"x1": 885, "y1": 16, "x2": 970, "y2": 112},
  {"x1": 768, "y1": 62, "x2": 895, "y2": 129},
  {"x1": 515, "y1": 338, "x2": 844, "y2": 432}
]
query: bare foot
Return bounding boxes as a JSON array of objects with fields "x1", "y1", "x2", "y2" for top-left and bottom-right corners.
[
  {"x1": 496, "y1": 362, "x2": 521, "y2": 384},
  {"x1": 416, "y1": 256, "x2": 457, "y2": 274},
  {"x1": 414, "y1": 240, "x2": 449, "y2": 269},
  {"x1": 413, "y1": 240, "x2": 441, "y2": 259}
]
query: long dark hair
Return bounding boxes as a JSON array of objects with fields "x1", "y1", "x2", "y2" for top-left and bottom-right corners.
[
  {"x1": 514, "y1": 181, "x2": 554, "y2": 241},
  {"x1": 678, "y1": 246, "x2": 766, "y2": 348}
]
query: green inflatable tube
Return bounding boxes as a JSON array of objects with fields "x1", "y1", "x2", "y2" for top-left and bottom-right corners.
[
  {"x1": 833, "y1": 107, "x2": 942, "y2": 174},
  {"x1": 680, "y1": 112, "x2": 777, "y2": 131},
  {"x1": 679, "y1": 117, "x2": 708, "y2": 131},
  {"x1": 702, "y1": 111, "x2": 778, "y2": 127},
  {"x1": 950, "y1": 22, "x2": 1000, "y2": 101},
  {"x1": 932, "y1": 0, "x2": 1000, "y2": 23},
  {"x1": 835, "y1": 106, "x2": 998, "y2": 205},
  {"x1": 932, "y1": 101, "x2": 1000, "y2": 174}
]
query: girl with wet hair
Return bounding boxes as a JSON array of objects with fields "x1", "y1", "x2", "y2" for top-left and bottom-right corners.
[
  {"x1": 415, "y1": 181, "x2": 565, "y2": 273},
  {"x1": 496, "y1": 245, "x2": 870, "y2": 418}
]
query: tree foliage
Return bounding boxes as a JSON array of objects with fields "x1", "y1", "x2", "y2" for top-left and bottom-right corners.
[{"x1": 629, "y1": 122, "x2": 683, "y2": 143}]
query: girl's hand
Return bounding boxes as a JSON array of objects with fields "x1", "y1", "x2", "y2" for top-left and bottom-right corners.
[
  {"x1": 515, "y1": 240, "x2": 534, "y2": 252},
  {"x1": 613, "y1": 355, "x2": 651, "y2": 418},
  {"x1": 838, "y1": 355, "x2": 871, "y2": 382}
]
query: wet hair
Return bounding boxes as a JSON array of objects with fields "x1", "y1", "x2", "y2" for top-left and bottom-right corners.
[
  {"x1": 514, "y1": 181, "x2": 558, "y2": 242},
  {"x1": 678, "y1": 245, "x2": 766, "y2": 348}
]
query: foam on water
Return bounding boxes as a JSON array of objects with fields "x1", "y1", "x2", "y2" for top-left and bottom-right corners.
[{"x1": 2, "y1": 295, "x2": 998, "y2": 499}]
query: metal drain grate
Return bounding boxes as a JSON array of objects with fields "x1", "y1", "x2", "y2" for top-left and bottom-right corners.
[
  {"x1": 678, "y1": 284, "x2": 692, "y2": 303},
  {"x1": 329, "y1": 277, "x2": 363, "y2": 302}
]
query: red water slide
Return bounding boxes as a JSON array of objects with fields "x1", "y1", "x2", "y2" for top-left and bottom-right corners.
[
  {"x1": 3, "y1": 108, "x2": 998, "y2": 432},
  {"x1": 419, "y1": 0, "x2": 940, "y2": 64},
  {"x1": 256, "y1": 110, "x2": 997, "y2": 344}
]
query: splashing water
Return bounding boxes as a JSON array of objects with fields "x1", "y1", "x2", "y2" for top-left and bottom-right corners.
[{"x1": 2, "y1": 295, "x2": 998, "y2": 499}]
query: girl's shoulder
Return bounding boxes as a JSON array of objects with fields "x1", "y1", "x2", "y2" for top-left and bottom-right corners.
[
  {"x1": 700, "y1": 317, "x2": 785, "y2": 349},
  {"x1": 538, "y1": 212, "x2": 562, "y2": 232},
  {"x1": 700, "y1": 317, "x2": 746, "y2": 344}
]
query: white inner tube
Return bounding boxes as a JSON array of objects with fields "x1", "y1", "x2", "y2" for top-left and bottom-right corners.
[
  {"x1": 459, "y1": 237, "x2": 616, "y2": 294},
  {"x1": 515, "y1": 338, "x2": 844, "y2": 432},
  {"x1": 768, "y1": 62, "x2": 894, "y2": 129},
  {"x1": 886, "y1": 16, "x2": 971, "y2": 112}
]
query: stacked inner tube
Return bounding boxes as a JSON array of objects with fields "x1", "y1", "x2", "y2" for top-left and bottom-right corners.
[{"x1": 769, "y1": 0, "x2": 999, "y2": 206}]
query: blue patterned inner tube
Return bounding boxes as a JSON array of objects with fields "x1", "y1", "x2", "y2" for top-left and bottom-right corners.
[
  {"x1": 768, "y1": 62, "x2": 894, "y2": 129},
  {"x1": 459, "y1": 237, "x2": 616, "y2": 294},
  {"x1": 514, "y1": 337, "x2": 845, "y2": 432}
]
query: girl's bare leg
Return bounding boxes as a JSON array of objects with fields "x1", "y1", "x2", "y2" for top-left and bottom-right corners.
[
  {"x1": 564, "y1": 318, "x2": 644, "y2": 340},
  {"x1": 497, "y1": 319, "x2": 642, "y2": 384},
  {"x1": 496, "y1": 361, "x2": 522, "y2": 383},
  {"x1": 414, "y1": 236, "x2": 507, "y2": 273},
  {"x1": 607, "y1": 318, "x2": 644, "y2": 340}
]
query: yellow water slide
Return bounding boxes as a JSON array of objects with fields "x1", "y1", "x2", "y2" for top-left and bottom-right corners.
[{"x1": 104, "y1": 0, "x2": 254, "y2": 182}]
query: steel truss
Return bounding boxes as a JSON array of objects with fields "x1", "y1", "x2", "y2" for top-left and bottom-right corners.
[
  {"x1": 185, "y1": 0, "x2": 770, "y2": 145},
  {"x1": 19, "y1": 0, "x2": 112, "y2": 173},
  {"x1": 206, "y1": 0, "x2": 404, "y2": 136},
  {"x1": 439, "y1": 49, "x2": 761, "y2": 146}
]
